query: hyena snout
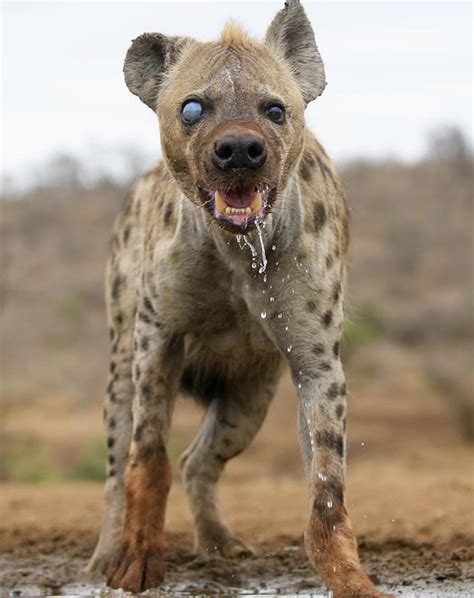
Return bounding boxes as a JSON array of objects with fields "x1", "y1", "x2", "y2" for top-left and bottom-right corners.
[{"x1": 212, "y1": 133, "x2": 267, "y2": 172}]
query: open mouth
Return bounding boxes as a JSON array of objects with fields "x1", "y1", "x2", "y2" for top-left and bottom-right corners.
[{"x1": 199, "y1": 184, "x2": 275, "y2": 230}]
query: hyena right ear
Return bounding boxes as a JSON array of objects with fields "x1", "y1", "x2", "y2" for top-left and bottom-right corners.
[
  {"x1": 123, "y1": 33, "x2": 192, "y2": 110},
  {"x1": 265, "y1": 0, "x2": 326, "y2": 104}
]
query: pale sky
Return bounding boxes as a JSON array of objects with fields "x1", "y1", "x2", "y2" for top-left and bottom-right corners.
[{"x1": 1, "y1": 1, "x2": 472, "y2": 188}]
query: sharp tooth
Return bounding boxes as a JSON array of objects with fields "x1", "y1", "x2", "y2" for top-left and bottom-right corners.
[
  {"x1": 245, "y1": 207, "x2": 252, "y2": 215},
  {"x1": 250, "y1": 191, "x2": 263, "y2": 213},
  {"x1": 225, "y1": 206, "x2": 232, "y2": 214},
  {"x1": 215, "y1": 191, "x2": 226, "y2": 214}
]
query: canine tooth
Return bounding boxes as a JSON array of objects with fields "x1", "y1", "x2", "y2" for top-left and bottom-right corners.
[
  {"x1": 250, "y1": 191, "x2": 263, "y2": 213},
  {"x1": 215, "y1": 191, "x2": 226, "y2": 214},
  {"x1": 225, "y1": 206, "x2": 232, "y2": 214},
  {"x1": 245, "y1": 207, "x2": 252, "y2": 215}
]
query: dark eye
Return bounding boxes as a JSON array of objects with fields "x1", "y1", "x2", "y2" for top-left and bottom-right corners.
[
  {"x1": 266, "y1": 104, "x2": 285, "y2": 124},
  {"x1": 181, "y1": 99, "x2": 204, "y2": 124}
]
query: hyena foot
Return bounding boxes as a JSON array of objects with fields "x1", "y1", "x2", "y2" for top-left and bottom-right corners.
[
  {"x1": 85, "y1": 546, "x2": 115, "y2": 576},
  {"x1": 106, "y1": 542, "x2": 165, "y2": 592},
  {"x1": 195, "y1": 524, "x2": 255, "y2": 560},
  {"x1": 304, "y1": 515, "x2": 393, "y2": 598},
  {"x1": 85, "y1": 531, "x2": 122, "y2": 575}
]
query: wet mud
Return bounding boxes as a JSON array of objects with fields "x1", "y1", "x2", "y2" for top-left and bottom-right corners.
[{"x1": 1, "y1": 529, "x2": 473, "y2": 596}]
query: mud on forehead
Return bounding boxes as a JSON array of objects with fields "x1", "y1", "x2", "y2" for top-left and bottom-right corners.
[{"x1": 161, "y1": 42, "x2": 299, "y2": 109}]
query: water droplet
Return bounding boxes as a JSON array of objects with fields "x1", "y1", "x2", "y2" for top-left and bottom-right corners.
[
  {"x1": 327, "y1": 500, "x2": 333, "y2": 508},
  {"x1": 269, "y1": 296, "x2": 275, "y2": 302},
  {"x1": 318, "y1": 472, "x2": 328, "y2": 482},
  {"x1": 277, "y1": 312, "x2": 283, "y2": 319},
  {"x1": 251, "y1": 262, "x2": 257, "y2": 269},
  {"x1": 272, "y1": 245, "x2": 276, "y2": 250},
  {"x1": 260, "y1": 311, "x2": 267, "y2": 319},
  {"x1": 284, "y1": 326, "x2": 289, "y2": 331},
  {"x1": 297, "y1": 383, "x2": 302, "y2": 389},
  {"x1": 255, "y1": 219, "x2": 268, "y2": 274},
  {"x1": 287, "y1": 344, "x2": 293, "y2": 353},
  {"x1": 360, "y1": 442, "x2": 365, "y2": 447}
]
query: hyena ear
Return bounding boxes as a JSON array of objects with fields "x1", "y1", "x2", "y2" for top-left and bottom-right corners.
[
  {"x1": 265, "y1": 0, "x2": 326, "y2": 104},
  {"x1": 123, "y1": 33, "x2": 192, "y2": 110}
]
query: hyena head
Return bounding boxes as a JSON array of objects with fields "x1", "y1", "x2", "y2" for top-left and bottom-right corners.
[{"x1": 124, "y1": 0, "x2": 326, "y2": 233}]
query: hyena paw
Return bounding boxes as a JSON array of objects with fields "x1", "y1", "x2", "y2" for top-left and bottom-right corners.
[
  {"x1": 106, "y1": 542, "x2": 165, "y2": 592},
  {"x1": 85, "y1": 542, "x2": 118, "y2": 575},
  {"x1": 197, "y1": 533, "x2": 255, "y2": 561}
]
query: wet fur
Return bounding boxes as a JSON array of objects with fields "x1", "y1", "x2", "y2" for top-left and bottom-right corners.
[{"x1": 87, "y1": 2, "x2": 390, "y2": 597}]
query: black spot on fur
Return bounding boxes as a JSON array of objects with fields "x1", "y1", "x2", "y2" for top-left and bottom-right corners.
[
  {"x1": 115, "y1": 313, "x2": 123, "y2": 326},
  {"x1": 106, "y1": 380, "x2": 114, "y2": 395},
  {"x1": 340, "y1": 383, "x2": 347, "y2": 396},
  {"x1": 109, "y1": 417, "x2": 116, "y2": 429},
  {"x1": 312, "y1": 343, "x2": 325, "y2": 356},
  {"x1": 299, "y1": 152, "x2": 316, "y2": 182},
  {"x1": 335, "y1": 403, "x2": 344, "y2": 419},
  {"x1": 108, "y1": 455, "x2": 115, "y2": 465},
  {"x1": 108, "y1": 468, "x2": 116, "y2": 477},
  {"x1": 320, "y1": 362, "x2": 332, "y2": 371},
  {"x1": 322, "y1": 310, "x2": 332, "y2": 327},
  {"x1": 123, "y1": 226, "x2": 131, "y2": 245},
  {"x1": 316, "y1": 430, "x2": 344, "y2": 457},
  {"x1": 164, "y1": 203, "x2": 173, "y2": 226},
  {"x1": 107, "y1": 437, "x2": 115, "y2": 449},
  {"x1": 333, "y1": 283, "x2": 341, "y2": 303},
  {"x1": 306, "y1": 300, "x2": 317, "y2": 312},
  {"x1": 110, "y1": 361, "x2": 116, "y2": 374},
  {"x1": 140, "y1": 337, "x2": 149, "y2": 351},
  {"x1": 314, "y1": 202, "x2": 327, "y2": 229},
  {"x1": 109, "y1": 392, "x2": 117, "y2": 403},
  {"x1": 109, "y1": 328, "x2": 115, "y2": 341},
  {"x1": 134, "y1": 364, "x2": 141, "y2": 381},
  {"x1": 327, "y1": 383, "x2": 340, "y2": 399},
  {"x1": 111, "y1": 276, "x2": 122, "y2": 300},
  {"x1": 134, "y1": 423, "x2": 144, "y2": 442},
  {"x1": 333, "y1": 342, "x2": 340, "y2": 357},
  {"x1": 138, "y1": 311, "x2": 151, "y2": 324},
  {"x1": 143, "y1": 297, "x2": 155, "y2": 314},
  {"x1": 141, "y1": 383, "x2": 153, "y2": 401},
  {"x1": 325, "y1": 254, "x2": 334, "y2": 270}
]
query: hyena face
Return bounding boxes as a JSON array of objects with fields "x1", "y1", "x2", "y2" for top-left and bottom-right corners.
[{"x1": 124, "y1": 1, "x2": 326, "y2": 232}]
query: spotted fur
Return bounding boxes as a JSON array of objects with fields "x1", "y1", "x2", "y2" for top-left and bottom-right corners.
[{"x1": 86, "y1": 2, "x2": 389, "y2": 597}]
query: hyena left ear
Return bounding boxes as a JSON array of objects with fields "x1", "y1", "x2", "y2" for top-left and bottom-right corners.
[
  {"x1": 123, "y1": 33, "x2": 193, "y2": 110},
  {"x1": 265, "y1": 0, "x2": 326, "y2": 104}
]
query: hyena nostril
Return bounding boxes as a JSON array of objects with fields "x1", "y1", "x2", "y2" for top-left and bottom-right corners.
[
  {"x1": 215, "y1": 141, "x2": 233, "y2": 161},
  {"x1": 212, "y1": 134, "x2": 267, "y2": 171},
  {"x1": 247, "y1": 140, "x2": 266, "y2": 165}
]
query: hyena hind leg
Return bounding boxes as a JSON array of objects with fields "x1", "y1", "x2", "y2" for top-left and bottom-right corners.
[
  {"x1": 180, "y1": 359, "x2": 280, "y2": 560},
  {"x1": 85, "y1": 324, "x2": 133, "y2": 575}
]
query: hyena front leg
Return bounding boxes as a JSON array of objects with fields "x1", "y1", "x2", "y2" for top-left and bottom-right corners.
[
  {"x1": 86, "y1": 320, "x2": 133, "y2": 574},
  {"x1": 262, "y1": 282, "x2": 385, "y2": 597},
  {"x1": 180, "y1": 356, "x2": 281, "y2": 560},
  {"x1": 106, "y1": 298, "x2": 184, "y2": 593}
]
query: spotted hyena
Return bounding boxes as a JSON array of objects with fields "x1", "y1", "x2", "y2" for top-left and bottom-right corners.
[{"x1": 86, "y1": 2, "x2": 389, "y2": 596}]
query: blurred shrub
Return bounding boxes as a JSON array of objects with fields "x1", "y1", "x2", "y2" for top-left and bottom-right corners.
[
  {"x1": 69, "y1": 438, "x2": 106, "y2": 481},
  {"x1": 342, "y1": 304, "x2": 385, "y2": 359},
  {"x1": 1, "y1": 440, "x2": 62, "y2": 483}
]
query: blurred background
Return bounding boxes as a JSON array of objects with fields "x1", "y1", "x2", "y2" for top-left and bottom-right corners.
[{"x1": 0, "y1": 0, "x2": 473, "y2": 592}]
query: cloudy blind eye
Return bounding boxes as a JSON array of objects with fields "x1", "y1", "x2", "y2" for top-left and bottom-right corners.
[{"x1": 181, "y1": 100, "x2": 204, "y2": 124}]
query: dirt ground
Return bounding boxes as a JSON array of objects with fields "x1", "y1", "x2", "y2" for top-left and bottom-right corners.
[{"x1": 1, "y1": 368, "x2": 474, "y2": 596}]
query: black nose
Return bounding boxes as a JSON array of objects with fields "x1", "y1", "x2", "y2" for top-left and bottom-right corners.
[{"x1": 212, "y1": 134, "x2": 267, "y2": 171}]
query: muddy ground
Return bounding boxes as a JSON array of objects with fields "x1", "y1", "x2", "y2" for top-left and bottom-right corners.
[{"x1": 1, "y1": 370, "x2": 474, "y2": 596}]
